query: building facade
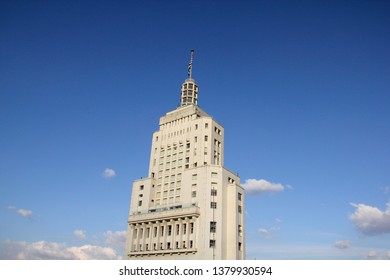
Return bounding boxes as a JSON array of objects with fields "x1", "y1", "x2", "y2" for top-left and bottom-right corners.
[{"x1": 125, "y1": 54, "x2": 245, "y2": 260}]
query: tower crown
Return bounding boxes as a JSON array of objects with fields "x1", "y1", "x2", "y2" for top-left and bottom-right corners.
[
  {"x1": 180, "y1": 50, "x2": 198, "y2": 107},
  {"x1": 180, "y1": 78, "x2": 198, "y2": 107}
]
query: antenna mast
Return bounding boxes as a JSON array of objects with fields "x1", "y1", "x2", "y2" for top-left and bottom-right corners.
[{"x1": 187, "y1": 49, "x2": 194, "y2": 79}]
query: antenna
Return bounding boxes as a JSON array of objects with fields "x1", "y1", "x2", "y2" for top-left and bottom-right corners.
[{"x1": 187, "y1": 50, "x2": 194, "y2": 78}]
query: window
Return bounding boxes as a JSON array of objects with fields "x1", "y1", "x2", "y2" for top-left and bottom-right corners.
[
  {"x1": 190, "y1": 222, "x2": 194, "y2": 234},
  {"x1": 195, "y1": 124, "x2": 198, "y2": 130},
  {"x1": 205, "y1": 123, "x2": 209, "y2": 128},
  {"x1": 238, "y1": 225, "x2": 243, "y2": 237},
  {"x1": 204, "y1": 135, "x2": 208, "y2": 141},
  {"x1": 238, "y1": 205, "x2": 242, "y2": 213},
  {"x1": 190, "y1": 240, "x2": 193, "y2": 248},
  {"x1": 238, "y1": 193, "x2": 242, "y2": 201},
  {"x1": 238, "y1": 242, "x2": 242, "y2": 251},
  {"x1": 211, "y1": 189, "x2": 217, "y2": 196},
  {"x1": 160, "y1": 226, "x2": 164, "y2": 236},
  {"x1": 138, "y1": 200, "x2": 142, "y2": 206},
  {"x1": 183, "y1": 224, "x2": 187, "y2": 234},
  {"x1": 209, "y1": 240, "x2": 215, "y2": 248},
  {"x1": 140, "y1": 185, "x2": 144, "y2": 191},
  {"x1": 211, "y1": 202, "x2": 217, "y2": 209},
  {"x1": 133, "y1": 229, "x2": 138, "y2": 239},
  {"x1": 176, "y1": 224, "x2": 180, "y2": 235},
  {"x1": 168, "y1": 225, "x2": 172, "y2": 236},
  {"x1": 192, "y1": 174, "x2": 197, "y2": 180},
  {"x1": 211, "y1": 172, "x2": 217, "y2": 178},
  {"x1": 210, "y1": 221, "x2": 216, "y2": 233},
  {"x1": 192, "y1": 190, "x2": 197, "y2": 198}
]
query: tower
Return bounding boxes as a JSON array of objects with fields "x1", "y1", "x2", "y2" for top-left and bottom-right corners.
[{"x1": 124, "y1": 51, "x2": 245, "y2": 260}]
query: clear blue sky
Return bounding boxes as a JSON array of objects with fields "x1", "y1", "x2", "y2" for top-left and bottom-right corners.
[{"x1": 1, "y1": 0, "x2": 389, "y2": 259}]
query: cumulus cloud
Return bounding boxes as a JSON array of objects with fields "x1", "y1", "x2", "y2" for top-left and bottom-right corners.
[
  {"x1": 1, "y1": 240, "x2": 120, "y2": 260},
  {"x1": 334, "y1": 240, "x2": 351, "y2": 249},
  {"x1": 366, "y1": 250, "x2": 390, "y2": 260},
  {"x1": 73, "y1": 230, "x2": 86, "y2": 239},
  {"x1": 8, "y1": 206, "x2": 33, "y2": 218},
  {"x1": 105, "y1": 230, "x2": 126, "y2": 250},
  {"x1": 102, "y1": 168, "x2": 116, "y2": 178},
  {"x1": 349, "y1": 201, "x2": 390, "y2": 235},
  {"x1": 242, "y1": 179, "x2": 289, "y2": 194},
  {"x1": 257, "y1": 217, "x2": 283, "y2": 240}
]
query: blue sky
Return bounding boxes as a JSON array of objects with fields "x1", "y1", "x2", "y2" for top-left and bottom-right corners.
[{"x1": 1, "y1": 0, "x2": 389, "y2": 259}]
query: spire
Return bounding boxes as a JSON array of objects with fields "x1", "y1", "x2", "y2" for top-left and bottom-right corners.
[
  {"x1": 187, "y1": 49, "x2": 194, "y2": 79},
  {"x1": 180, "y1": 50, "x2": 198, "y2": 107}
]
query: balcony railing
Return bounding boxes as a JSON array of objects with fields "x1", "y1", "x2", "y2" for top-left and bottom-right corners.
[{"x1": 129, "y1": 203, "x2": 200, "y2": 223}]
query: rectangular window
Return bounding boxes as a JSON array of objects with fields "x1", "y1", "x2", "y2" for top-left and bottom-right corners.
[
  {"x1": 211, "y1": 172, "x2": 217, "y2": 178},
  {"x1": 183, "y1": 224, "x2": 187, "y2": 234},
  {"x1": 238, "y1": 225, "x2": 243, "y2": 237},
  {"x1": 238, "y1": 205, "x2": 242, "y2": 213},
  {"x1": 205, "y1": 123, "x2": 209, "y2": 128},
  {"x1": 209, "y1": 239, "x2": 215, "y2": 248},
  {"x1": 210, "y1": 221, "x2": 216, "y2": 233},
  {"x1": 192, "y1": 174, "x2": 197, "y2": 180},
  {"x1": 160, "y1": 226, "x2": 164, "y2": 236},
  {"x1": 204, "y1": 135, "x2": 208, "y2": 141},
  {"x1": 190, "y1": 222, "x2": 194, "y2": 234},
  {"x1": 238, "y1": 193, "x2": 242, "y2": 201},
  {"x1": 192, "y1": 190, "x2": 197, "y2": 197},
  {"x1": 138, "y1": 200, "x2": 142, "y2": 206},
  {"x1": 168, "y1": 225, "x2": 172, "y2": 236},
  {"x1": 211, "y1": 202, "x2": 217, "y2": 209},
  {"x1": 140, "y1": 185, "x2": 144, "y2": 191},
  {"x1": 211, "y1": 189, "x2": 217, "y2": 196},
  {"x1": 238, "y1": 242, "x2": 242, "y2": 251}
]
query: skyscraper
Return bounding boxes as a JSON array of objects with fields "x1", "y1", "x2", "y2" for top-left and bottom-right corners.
[{"x1": 125, "y1": 51, "x2": 245, "y2": 260}]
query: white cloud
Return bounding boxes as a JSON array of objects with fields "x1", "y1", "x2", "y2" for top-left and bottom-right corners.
[
  {"x1": 8, "y1": 206, "x2": 33, "y2": 218},
  {"x1": 102, "y1": 168, "x2": 116, "y2": 178},
  {"x1": 349, "y1": 201, "x2": 390, "y2": 235},
  {"x1": 73, "y1": 230, "x2": 86, "y2": 239},
  {"x1": 257, "y1": 226, "x2": 280, "y2": 240},
  {"x1": 105, "y1": 230, "x2": 126, "y2": 250},
  {"x1": 242, "y1": 179, "x2": 289, "y2": 194},
  {"x1": 1, "y1": 240, "x2": 120, "y2": 260},
  {"x1": 334, "y1": 240, "x2": 351, "y2": 249},
  {"x1": 366, "y1": 250, "x2": 390, "y2": 260}
]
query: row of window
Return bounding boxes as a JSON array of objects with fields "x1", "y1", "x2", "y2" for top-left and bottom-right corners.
[
  {"x1": 133, "y1": 240, "x2": 195, "y2": 252},
  {"x1": 133, "y1": 223, "x2": 195, "y2": 239}
]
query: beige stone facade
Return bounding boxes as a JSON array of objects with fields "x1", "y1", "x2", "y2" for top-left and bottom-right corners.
[{"x1": 125, "y1": 77, "x2": 245, "y2": 260}]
